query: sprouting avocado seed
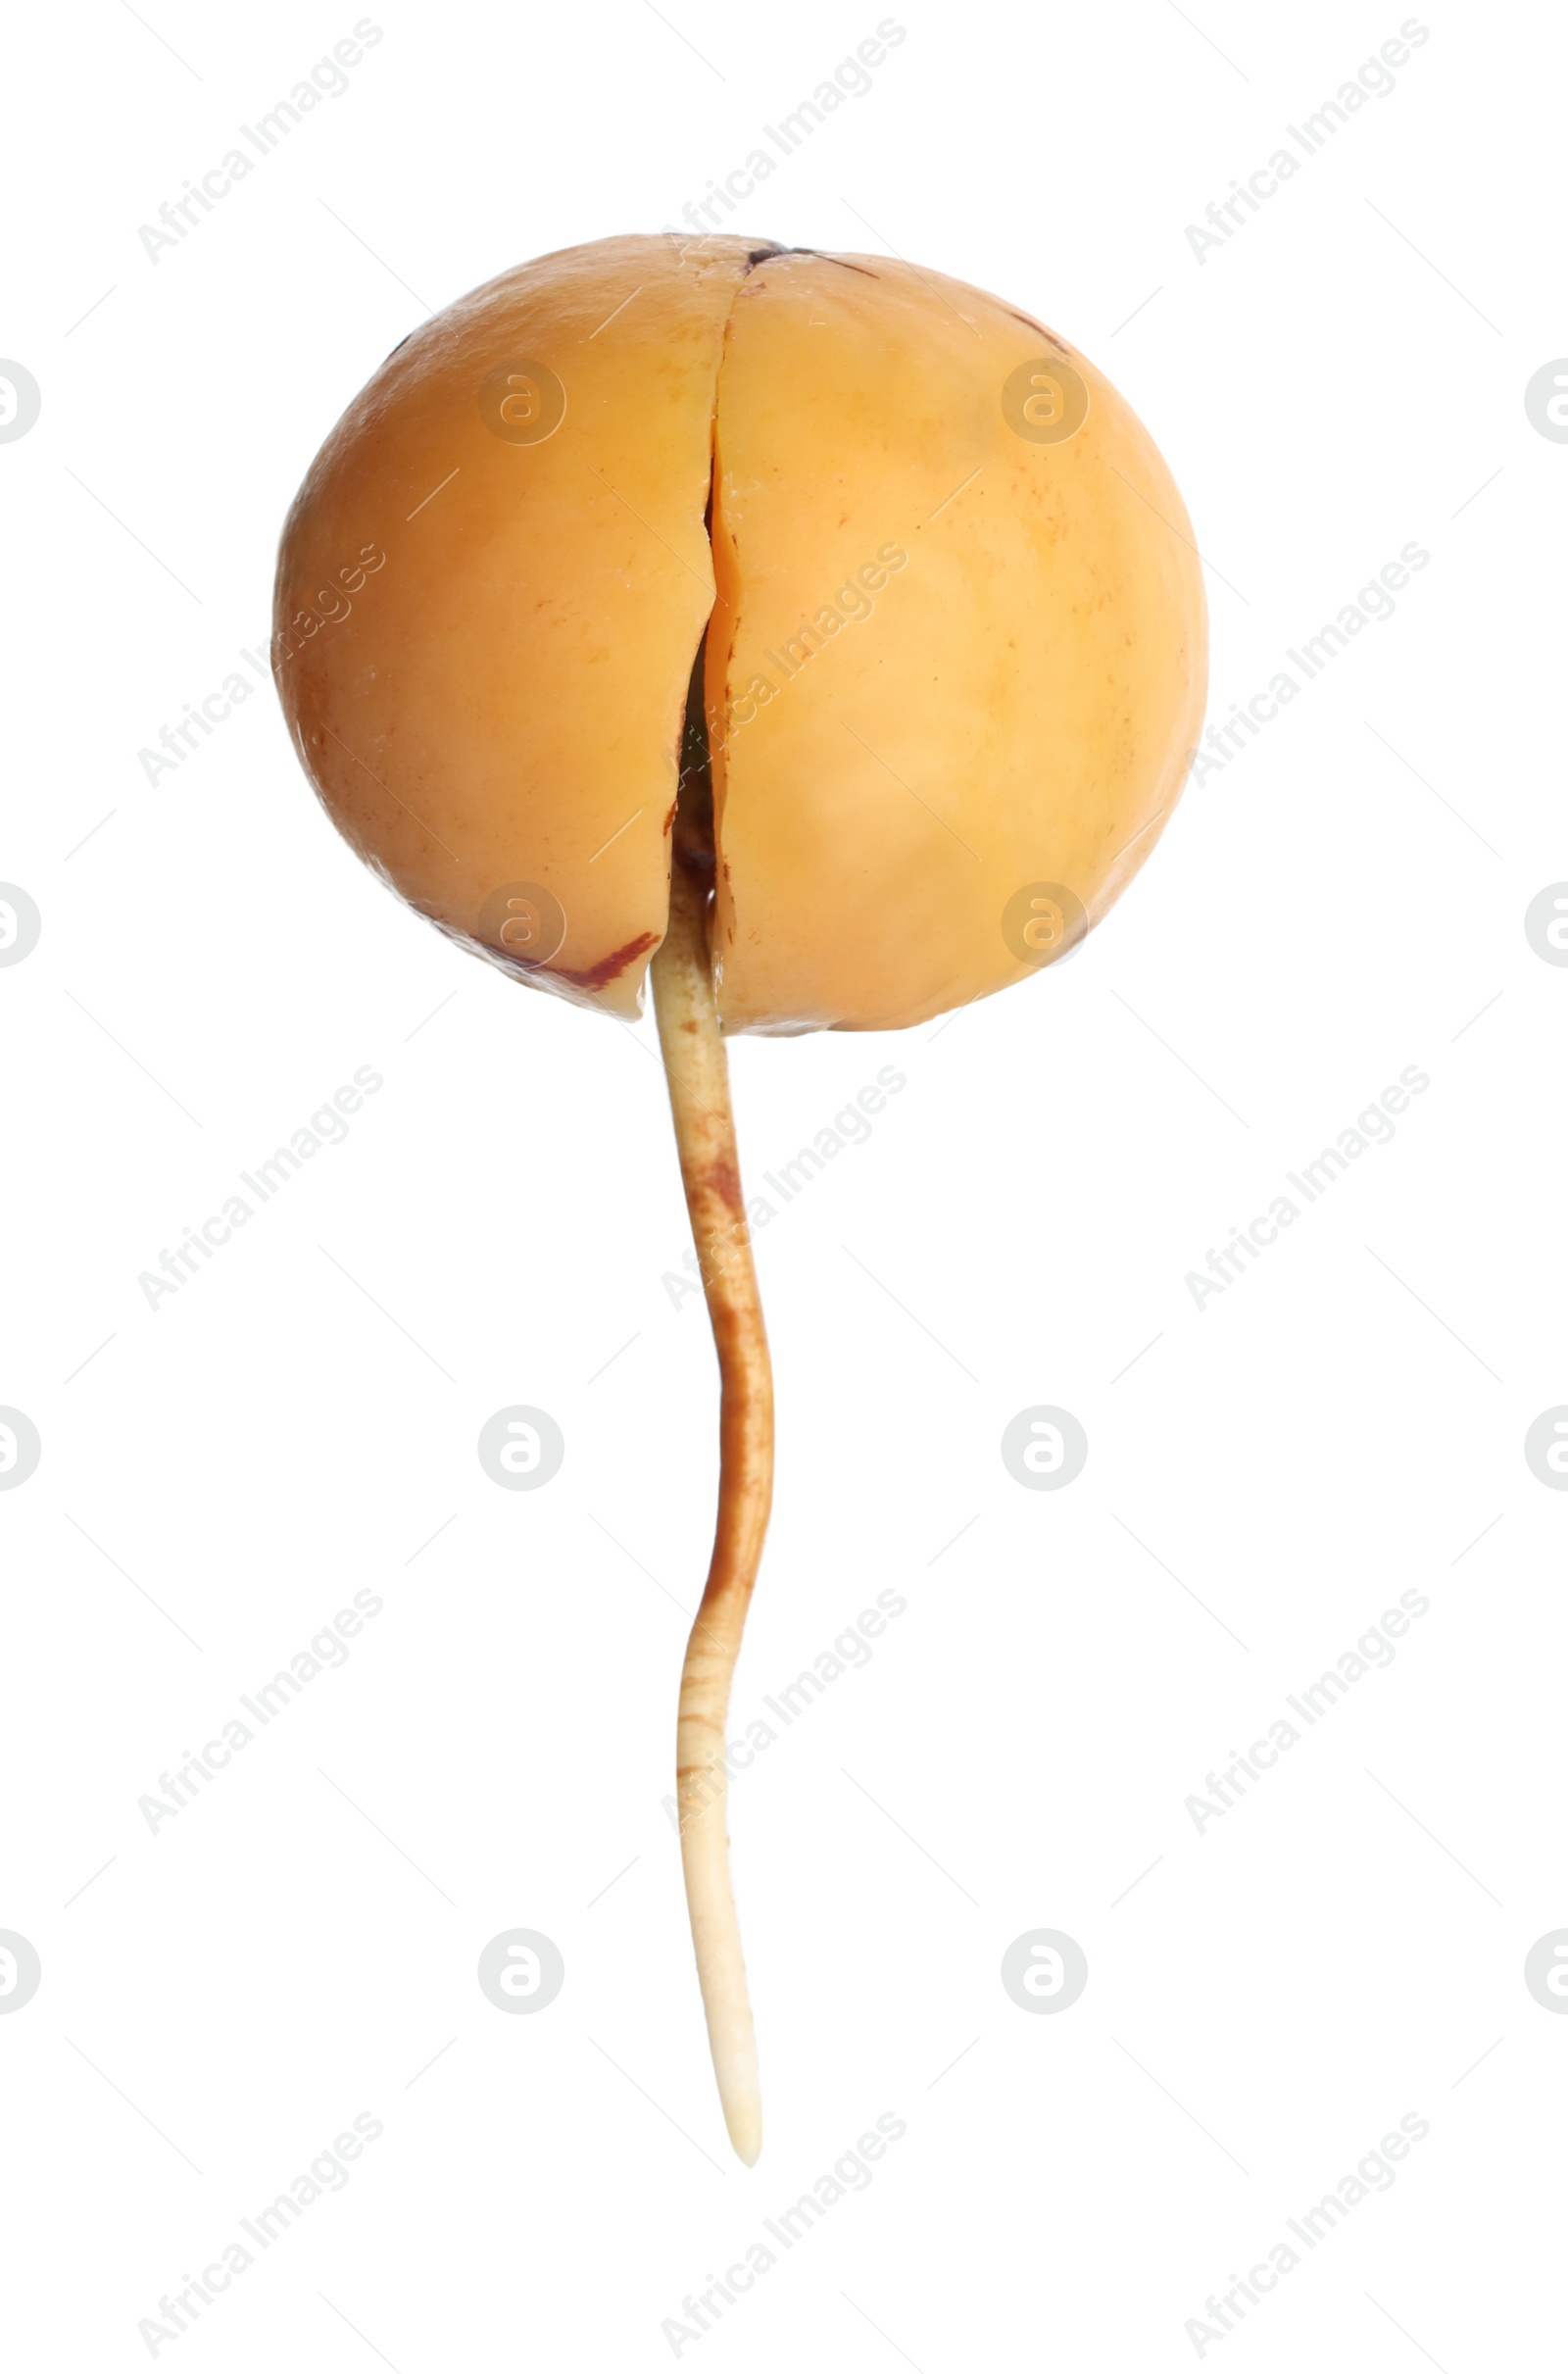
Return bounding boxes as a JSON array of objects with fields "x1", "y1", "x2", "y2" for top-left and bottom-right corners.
[{"x1": 274, "y1": 232, "x2": 1206, "y2": 2162}]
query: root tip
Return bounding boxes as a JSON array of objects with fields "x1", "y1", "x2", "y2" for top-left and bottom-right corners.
[{"x1": 724, "y1": 2097, "x2": 762, "y2": 2166}]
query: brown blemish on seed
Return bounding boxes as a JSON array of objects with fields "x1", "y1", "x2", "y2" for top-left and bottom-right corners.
[
  {"x1": 1006, "y1": 309, "x2": 1071, "y2": 353},
  {"x1": 747, "y1": 244, "x2": 881, "y2": 280},
  {"x1": 549, "y1": 930, "x2": 659, "y2": 991}
]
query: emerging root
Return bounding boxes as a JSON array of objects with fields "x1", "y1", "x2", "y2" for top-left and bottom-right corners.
[{"x1": 651, "y1": 678, "x2": 773, "y2": 2165}]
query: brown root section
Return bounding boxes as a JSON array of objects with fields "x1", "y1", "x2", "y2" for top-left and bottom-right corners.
[{"x1": 652, "y1": 649, "x2": 774, "y2": 2164}]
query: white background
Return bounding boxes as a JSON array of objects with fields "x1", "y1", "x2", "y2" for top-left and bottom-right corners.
[{"x1": 3, "y1": 1, "x2": 1564, "y2": 2365}]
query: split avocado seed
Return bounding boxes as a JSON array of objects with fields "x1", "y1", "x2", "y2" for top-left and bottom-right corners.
[{"x1": 273, "y1": 230, "x2": 1206, "y2": 2163}]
